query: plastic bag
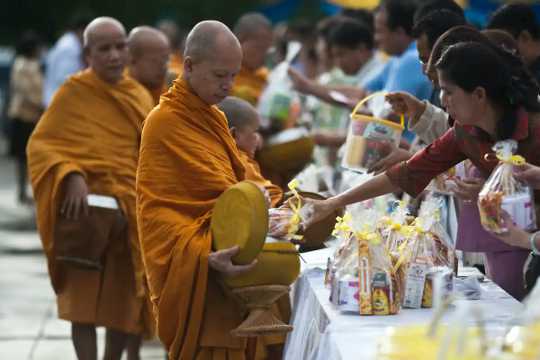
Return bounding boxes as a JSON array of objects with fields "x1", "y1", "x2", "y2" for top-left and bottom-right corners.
[
  {"x1": 478, "y1": 140, "x2": 536, "y2": 234},
  {"x1": 267, "y1": 179, "x2": 305, "y2": 242},
  {"x1": 341, "y1": 92, "x2": 404, "y2": 173}
]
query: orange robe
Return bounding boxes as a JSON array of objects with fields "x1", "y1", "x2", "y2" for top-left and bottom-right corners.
[
  {"x1": 231, "y1": 66, "x2": 268, "y2": 106},
  {"x1": 27, "y1": 69, "x2": 155, "y2": 335},
  {"x1": 239, "y1": 150, "x2": 283, "y2": 207},
  {"x1": 138, "y1": 78, "x2": 288, "y2": 359}
]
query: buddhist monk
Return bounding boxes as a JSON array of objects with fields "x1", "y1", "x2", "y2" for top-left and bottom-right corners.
[
  {"x1": 231, "y1": 13, "x2": 273, "y2": 105},
  {"x1": 27, "y1": 17, "x2": 154, "y2": 360},
  {"x1": 218, "y1": 96, "x2": 283, "y2": 207},
  {"x1": 127, "y1": 26, "x2": 171, "y2": 104},
  {"x1": 137, "y1": 20, "x2": 288, "y2": 360}
]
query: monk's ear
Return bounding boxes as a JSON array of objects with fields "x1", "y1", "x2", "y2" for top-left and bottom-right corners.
[
  {"x1": 229, "y1": 127, "x2": 237, "y2": 138},
  {"x1": 184, "y1": 56, "x2": 194, "y2": 74}
]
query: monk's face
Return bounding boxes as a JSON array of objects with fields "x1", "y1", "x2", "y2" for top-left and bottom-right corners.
[
  {"x1": 131, "y1": 42, "x2": 171, "y2": 90},
  {"x1": 241, "y1": 28, "x2": 273, "y2": 71},
  {"x1": 86, "y1": 25, "x2": 129, "y2": 84},
  {"x1": 233, "y1": 117, "x2": 261, "y2": 159},
  {"x1": 184, "y1": 41, "x2": 242, "y2": 105}
]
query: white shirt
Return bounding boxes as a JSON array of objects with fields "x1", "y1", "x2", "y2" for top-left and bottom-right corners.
[{"x1": 43, "y1": 32, "x2": 84, "y2": 107}]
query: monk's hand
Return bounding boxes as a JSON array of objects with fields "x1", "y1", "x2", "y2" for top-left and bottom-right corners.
[
  {"x1": 61, "y1": 172, "x2": 89, "y2": 220},
  {"x1": 515, "y1": 163, "x2": 540, "y2": 189},
  {"x1": 385, "y1": 92, "x2": 426, "y2": 124},
  {"x1": 368, "y1": 142, "x2": 411, "y2": 175},
  {"x1": 453, "y1": 178, "x2": 484, "y2": 202},
  {"x1": 208, "y1": 245, "x2": 258, "y2": 277}
]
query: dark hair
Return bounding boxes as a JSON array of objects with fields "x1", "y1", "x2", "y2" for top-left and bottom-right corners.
[
  {"x1": 316, "y1": 16, "x2": 346, "y2": 43},
  {"x1": 67, "y1": 11, "x2": 93, "y2": 32},
  {"x1": 412, "y1": 10, "x2": 466, "y2": 48},
  {"x1": 340, "y1": 9, "x2": 374, "y2": 32},
  {"x1": 436, "y1": 42, "x2": 540, "y2": 140},
  {"x1": 328, "y1": 19, "x2": 374, "y2": 50},
  {"x1": 488, "y1": 3, "x2": 540, "y2": 40},
  {"x1": 413, "y1": 0, "x2": 465, "y2": 25},
  {"x1": 379, "y1": 0, "x2": 417, "y2": 36},
  {"x1": 427, "y1": 25, "x2": 484, "y2": 74},
  {"x1": 15, "y1": 31, "x2": 41, "y2": 58},
  {"x1": 482, "y1": 29, "x2": 519, "y2": 55}
]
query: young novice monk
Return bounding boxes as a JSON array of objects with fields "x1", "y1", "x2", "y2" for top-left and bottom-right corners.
[{"x1": 218, "y1": 96, "x2": 283, "y2": 207}]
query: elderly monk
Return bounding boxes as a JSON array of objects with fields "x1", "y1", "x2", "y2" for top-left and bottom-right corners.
[
  {"x1": 27, "y1": 17, "x2": 154, "y2": 360},
  {"x1": 231, "y1": 13, "x2": 273, "y2": 105},
  {"x1": 127, "y1": 26, "x2": 171, "y2": 104},
  {"x1": 218, "y1": 96, "x2": 283, "y2": 207},
  {"x1": 137, "y1": 20, "x2": 287, "y2": 360}
]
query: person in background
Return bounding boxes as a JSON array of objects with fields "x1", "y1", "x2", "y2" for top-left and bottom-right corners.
[
  {"x1": 8, "y1": 30, "x2": 44, "y2": 205},
  {"x1": 231, "y1": 12, "x2": 274, "y2": 105},
  {"x1": 157, "y1": 19, "x2": 186, "y2": 78},
  {"x1": 127, "y1": 26, "x2": 171, "y2": 104},
  {"x1": 43, "y1": 14, "x2": 90, "y2": 107},
  {"x1": 488, "y1": 3, "x2": 540, "y2": 83}
]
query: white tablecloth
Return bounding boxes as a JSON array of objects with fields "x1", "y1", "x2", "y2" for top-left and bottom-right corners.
[{"x1": 284, "y1": 248, "x2": 523, "y2": 360}]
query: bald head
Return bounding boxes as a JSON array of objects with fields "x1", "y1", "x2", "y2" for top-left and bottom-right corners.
[
  {"x1": 184, "y1": 20, "x2": 241, "y2": 63},
  {"x1": 233, "y1": 12, "x2": 272, "y2": 42},
  {"x1": 128, "y1": 26, "x2": 170, "y2": 59},
  {"x1": 83, "y1": 17, "x2": 128, "y2": 84},
  {"x1": 182, "y1": 21, "x2": 242, "y2": 105},
  {"x1": 218, "y1": 96, "x2": 261, "y2": 157},
  {"x1": 233, "y1": 13, "x2": 273, "y2": 71},
  {"x1": 83, "y1": 17, "x2": 126, "y2": 48},
  {"x1": 127, "y1": 26, "x2": 171, "y2": 90},
  {"x1": 219, "y1": 96, "x2": 259, "y2": 130}
]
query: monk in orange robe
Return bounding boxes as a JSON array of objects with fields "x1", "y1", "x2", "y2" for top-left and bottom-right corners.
[
  {"x1": 127, "y1": 26, "x2": 171, "y2": 105},
  {"x1": 217, "y1": 96, "x2": 282, "y2": 207},
  {"x1": 137, "y1": 21, "x2": 289, "y2": 360},
  {"x1": 231, "y1": 13, "x2": 273, "y2": 105},
  {"x1": 27, "y1": 17, "x2": 154, "y2": 360}
]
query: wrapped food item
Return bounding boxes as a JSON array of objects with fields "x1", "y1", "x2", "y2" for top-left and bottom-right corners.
[
  {"x1": 267, "y1": 179, "x2": 305, "y2": 241},
  {"x1": 478, "y1": 140, "x2": 536, "y2": 234},
  {"x1": 341, "y1": 92, "x2": 404, "y2": 173}
]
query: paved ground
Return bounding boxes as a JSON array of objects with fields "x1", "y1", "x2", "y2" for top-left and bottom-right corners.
[{"x1": 0, "y1": 154, "x2": 166, "y2": 359}]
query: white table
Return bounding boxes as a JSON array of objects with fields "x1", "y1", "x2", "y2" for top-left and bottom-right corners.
[{"x1": 284, "y1": 248, "x2": 523, "y2": 360}]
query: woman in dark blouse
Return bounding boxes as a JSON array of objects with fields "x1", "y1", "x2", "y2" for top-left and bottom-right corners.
[{"x1": 305, "y1": 41, "x2": 540, "y2": 297}]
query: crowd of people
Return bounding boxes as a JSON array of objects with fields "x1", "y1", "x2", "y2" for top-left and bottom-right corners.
[{"x1": 5, "y1": 0, "x2": 540, "y2": 359}]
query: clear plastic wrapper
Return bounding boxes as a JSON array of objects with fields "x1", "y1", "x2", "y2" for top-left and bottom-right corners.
[
  {"x1": 341, "y1": 92, "x2": 404, "y2": 173},
  {"x1": 478, "y1": 140, "x2": 536, "y2": 234}
]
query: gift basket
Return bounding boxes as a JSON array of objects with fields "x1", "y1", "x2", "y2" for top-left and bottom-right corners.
[
  {"x1": 341, "y1": 92, "x2": 405, "y2": 173},
  {"x1": 478, "y1": 140, "x2": 536, "y2": 234}
]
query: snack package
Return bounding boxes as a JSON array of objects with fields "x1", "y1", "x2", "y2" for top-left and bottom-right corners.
[
  {"x1": 267, "y1": 179, "x2": 306, "y2": 242},
  {"x1": 478, "y1": 140, "x2": 536, "y2": 234},
  {"x1": 341, "y1": 92, "x2": 404, "y2": 173}
]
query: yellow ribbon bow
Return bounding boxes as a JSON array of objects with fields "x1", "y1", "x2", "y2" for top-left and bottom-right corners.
[{"x1": 286, "y1": 179, "x2": 304, "y2": 241}]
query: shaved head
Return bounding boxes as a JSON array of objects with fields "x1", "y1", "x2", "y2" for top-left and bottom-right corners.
[
  {"x1": 182, "y1": 21, "x2": 242, "y2": 105},
  {"x1": 233, "y1": 13, "x2": 273, "y2": 70},
  {"x1": 233, "y1": 12, "x2": 272, "y2": 42},
  {"x1": 83, "y1": 17, "x2": 128, "y2": 84},
  {"x1": 83, "y1": 17, "x2": 126, "y2": 48},
  {"x1": 127, "y1": 26, "x2": 171, "y2": 90},
  {"x1": 218, "y1": 96, "x2": 261, "y2": 157},
  {"x1": 128, "y1": 26, "x2": 170, "y2": 59},
  {"x1": 219, "y1": 96, "x2": 259, "y2": 130},
  {"x1": 184, "y1": 20, "x2": 241, "y2": 63}
]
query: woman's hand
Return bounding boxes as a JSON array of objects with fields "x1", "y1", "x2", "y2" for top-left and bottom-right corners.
[
  {"x1": 488, "y1": 212, "x2": 530, "y2": 249},
  {"x1": 452, "y1": 178, "x2": 484, "y2": 202},
  {"x1": 368, "y1": 142, "x2": 412, "y2": 175},
  {"x1": 385, "y1": 92, "x2": 426, "y2": 124},
  {"x1": 300, "y1": 197, "x2": 340, "y2": 229},
  {"x1": 515, "y1": 163, "x2": 540, "y2": 189}
]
